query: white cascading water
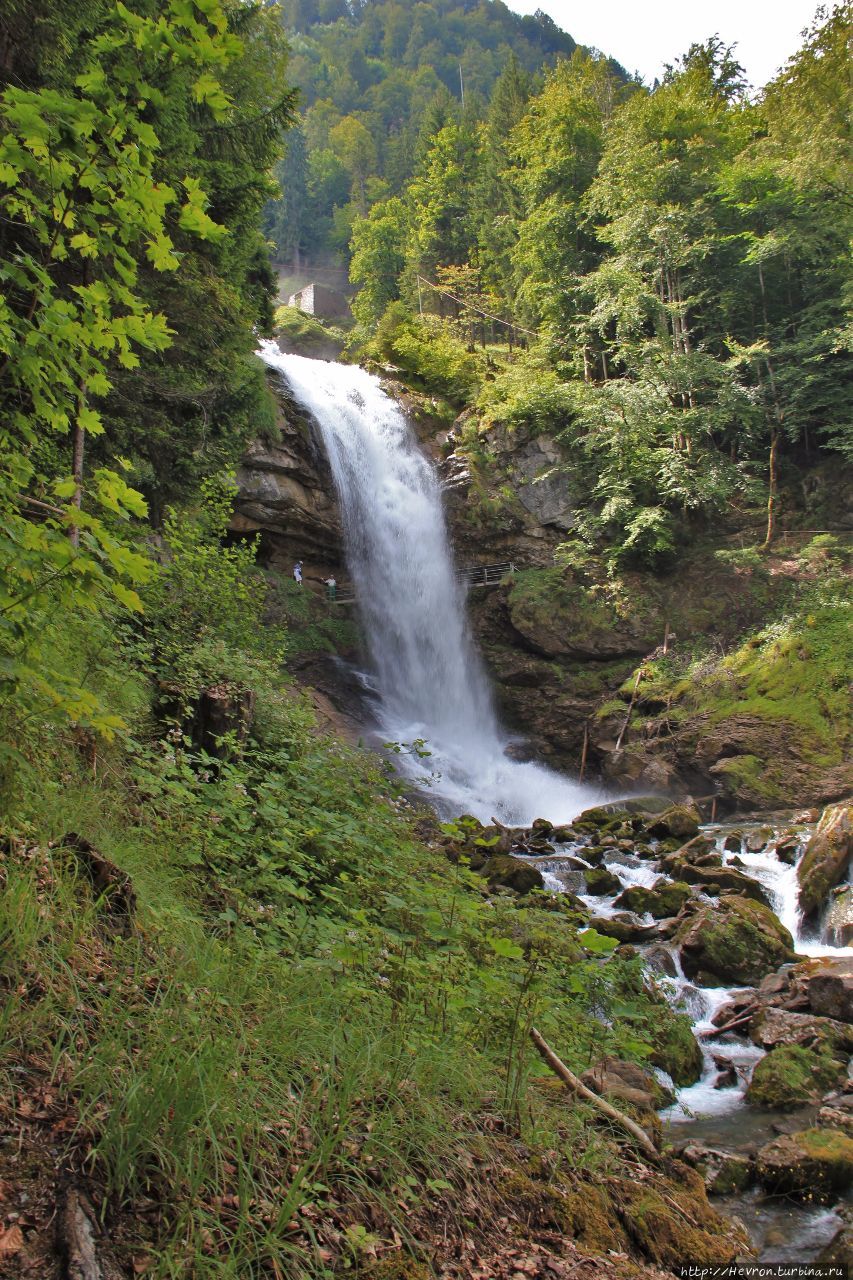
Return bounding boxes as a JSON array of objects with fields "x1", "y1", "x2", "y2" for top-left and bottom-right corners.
[{"x1": 259, "y1": 346, "x2": 604, "y2": 825}]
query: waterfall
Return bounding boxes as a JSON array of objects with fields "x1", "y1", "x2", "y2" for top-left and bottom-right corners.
[{"x1": 259, "y1": 346, "x2": 603, "y2": 825}]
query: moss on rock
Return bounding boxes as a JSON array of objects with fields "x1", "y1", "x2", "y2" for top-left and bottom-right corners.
[
  {"x1": 677, "y1": 896, "x2": 796, "y2": 985},
  {"x1": 746, "y1": 1043, "x2": 847, "y2": 1110},
  {"x1": 758, "y1": 1127, "x2": 853, "y2": 1198}
]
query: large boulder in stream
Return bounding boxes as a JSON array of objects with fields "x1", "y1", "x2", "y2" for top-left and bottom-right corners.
[
  {"x1": 798, "y1": 801, "x2": 852, "y2": 917},
  {"x1": 757, "y1": 1127, "x2": 853, "y2": 1198},
  {"x1": 480, "y1": 855, "x2": 543, "y2": 894},
  {"x1": 746, "y1": 1043, "x2": 848, "y2": 1109},
  {"x1": 584, "y1": 866, "x2": 622, "y2": 896},
  {"x1": 676, "y1": 897, "x2": 796, "y2": 986},
  {"x1": 614, "y1": 879, "x2": 692, "y2": 918},
  {"x1": 666, "y1": 861, "x2": 770, "y2": 904},
  {"x1": 791, "y1": 956, "x2": 853, "y2": 1023},
  {"x1": 749, "y1": 1006, "x2": 853, "y2": 1054}
]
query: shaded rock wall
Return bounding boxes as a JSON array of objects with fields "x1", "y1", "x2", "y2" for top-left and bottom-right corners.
[{"x1": 231, "y1": 374, "x2": 343, "y2": 585}]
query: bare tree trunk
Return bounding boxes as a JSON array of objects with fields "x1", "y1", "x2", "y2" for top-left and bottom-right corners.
[
  {"x1": 69, "y1": 389, "x2": 86, "y2": 550},
  {"x1": 529, "y1": 1027, "x2": 659, "y2": 1160},
  {"x1": 763, "y1": 425, "x2": 779, "y2": 551}
]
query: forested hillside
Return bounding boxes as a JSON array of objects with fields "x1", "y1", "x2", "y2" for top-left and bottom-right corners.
[
  {"x1": 262, "y1": 0, "x2": 625, "y2": 266},
  {"x1": 334, "y1": 11, "x2": 850, "y2": 564}
]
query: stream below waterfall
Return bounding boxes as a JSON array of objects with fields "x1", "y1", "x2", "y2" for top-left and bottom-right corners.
[
  {"x1": 259, "y1": 347, "x2": 851, "y2": 1263},
  {"x1": 520, "y1": 817, "x2": 852, "y2": 1260}
]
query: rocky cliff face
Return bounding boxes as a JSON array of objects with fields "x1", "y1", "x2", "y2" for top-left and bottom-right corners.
[
  {"x1": 231, "y1": 375, "x2": 343, "y2": 583},
  {"x1": 234, "y1": 364, "x2": 851, "y2": 813}
]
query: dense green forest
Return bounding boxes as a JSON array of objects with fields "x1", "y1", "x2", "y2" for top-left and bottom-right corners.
[
  {"x1": 290, "y1": 5, "x2": 848, "y2": 566},
  {"x1": 262, "y1": 0, "x2": 617, "y2": 264},
  {"x1": 0, "y1": 0, "x2": 851, "y2": 1275}
]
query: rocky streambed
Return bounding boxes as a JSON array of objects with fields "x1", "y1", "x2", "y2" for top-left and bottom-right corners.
[{"x1": 445, "y1": 795, "x2": 853, "y2": 1266}]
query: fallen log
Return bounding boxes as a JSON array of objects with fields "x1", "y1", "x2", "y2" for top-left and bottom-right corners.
[{"x1": 529, "y1": 1026, "x2": 659, "y2": 1161}]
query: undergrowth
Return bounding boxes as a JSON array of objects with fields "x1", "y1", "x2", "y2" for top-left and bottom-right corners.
[{"x1": 0, "y1": 491, "x2": 697, "y2": 1277}]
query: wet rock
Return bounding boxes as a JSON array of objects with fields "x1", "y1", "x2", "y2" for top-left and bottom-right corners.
[
  {"x1": 588, "y1": 914, "x2": 660, "y2": 944},
  {"x1": 722, "y1": 833, "x2": 742, "y2": 853},
  {"x1": 749, "y1": 1006, "x2": 853, "y2": 1053},
  {"x1": 746, "y1": 825, "x2": 775, "y2": 853},
  {"x1": 646, "y1": 804, "x2": 701, "y2": 840},
  {"x1": 746, "y1": 1043, "x2": 848, "y2": 1109},
  {"x1": 757, "y1": 1127, "x2": 853, "y2": 1198},
  {"x1": 712, "y1": 1054, "x2": 738, "y2": 1089},
  {"x1": 644, "y1": 944, "x2": 677, "y2": 977},
  {"x1": 480, "y1": 855, "x2": 544, "y2": 895},
  {"x1": 775, "y1": 831, "x2": 802, "y2": 865},
  {"x1": 679, "y1": 1144, "x2": 753, "y2": 1196},
  {"x1": 798, "y1": 801, "x2": 852, "y2": 918},
  {"x1": 677, "y1": 897, "x2": 796, "y2": 986},
  {"x1": 614, "y1": 880, "x2": 692, "y2": 919},
  {"x1": 582, "y1": 844, "x2": 607, "y2": 865},
  {"x1": 584, "y1": 866, "x2": 622, "y2": 896},
  {"x1": 757, "y1": 968, "x2": 794, "y2": 1001},
  {"x1": 550, "y1": 824, "x2": 578, "y2": 842},
  {"x1": 674, "y1": 833, "x2": 717, "y2": 862},
  {"x1": 792, "y1": 956, "x2": 853, "y2": 1023},
  {"x1": 670, "y1": 862, "x2": 770, "y2": 905},
  {"x1": 712, "y1": 988, "x2": 759, "y2": 1029},
  {"x1": 581, "y1": 1056, "x2": 675, "y2": 1115}
]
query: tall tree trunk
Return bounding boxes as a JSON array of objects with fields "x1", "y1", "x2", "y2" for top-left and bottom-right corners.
[
  {"x1": 69, "y1": 382, "x2": 86, "y2": 550},
  {"x1": 763, "y1": 425, "x2": 779, "y2": 551},
  {"x1": 757, "y1": 262, "x2": 783, "y2": 552}
]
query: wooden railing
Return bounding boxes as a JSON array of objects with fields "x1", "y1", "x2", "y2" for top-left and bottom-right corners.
[{"x1": 329, "y1": 561, "x2": 516, "y2": 604}]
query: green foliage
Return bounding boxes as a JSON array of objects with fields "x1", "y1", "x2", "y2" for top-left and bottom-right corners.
[
  {"x1": 139, "y1": 478, "x2": 286, "y2": 715},
  {"x1": 477, "y1": 357, "x2": 574, "y2": 432},
  {"x1": 373, "y1": 307, "x2": 480, "y2": 402}
]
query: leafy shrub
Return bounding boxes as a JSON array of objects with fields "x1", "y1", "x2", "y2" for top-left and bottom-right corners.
[
  {"x1": 478, "y1": 359, "x2": 574, "y2": 433},
  {"x1": 373, "y1": 306, "x2": 480, "y2": 401}
]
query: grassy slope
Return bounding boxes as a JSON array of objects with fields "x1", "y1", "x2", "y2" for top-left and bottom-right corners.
[{"x1": 0, "y1": 595, "x2": 738, "y2": 1277}]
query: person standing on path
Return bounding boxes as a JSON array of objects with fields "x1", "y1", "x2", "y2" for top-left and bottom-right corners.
[
  {"x1": 293, "y1": 560, "x2": 303, "y2": 586},
  {"x1": 324, "y1": 576, "x2": 337, "y2": 601}
]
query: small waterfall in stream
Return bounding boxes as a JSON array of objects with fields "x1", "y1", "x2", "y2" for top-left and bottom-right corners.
[{"x1": 259, "y1": 346, "x2": 603, "y2": 825}]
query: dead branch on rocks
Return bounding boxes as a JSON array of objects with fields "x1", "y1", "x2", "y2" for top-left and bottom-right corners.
[{"x1": 529, "y1": 1027, "x2": 660, "y2": 1161}]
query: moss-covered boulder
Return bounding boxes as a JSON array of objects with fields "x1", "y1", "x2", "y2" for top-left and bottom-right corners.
[
  {"x1": 757, "y1": 1128, "x2": 853, "y2": 1198},
  {"x1": 798, "y1": 801, "x2": 852, "y2": 918},
  {"x1": 746, "y1": 1043, "x2": 847, "y2": 1109},
  {"x1": 480, "y1": 855, "x2": 543, "y2": 894},
  {"x1": 647, "y1": 804, "x2": 701, "y2": 840},
  {"x1": 649, "y1": 1012, "x2": 704, "y2": 1086},
  {"x1": 672, "y1": 862, "x2": 770, "y2": 904},
  {"x1": 584, "y1": 866, "x2": 622, "y2": 896},
  {"x1": 677, "y1": 896, "x2": 796, "y2": 985},
  {"x1": 588, "y1": 914, "x2": 660, "y2": 944},
  {"x1": 614, "y1": 879, "x2": 692, "y2": 918},
  {"x1": 680, "y1": 1143, "x2": 754, "y2": 1196}
]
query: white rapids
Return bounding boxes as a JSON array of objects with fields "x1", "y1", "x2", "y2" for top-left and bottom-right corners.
[{"x1": 259, "y1": 346, "x2": 605, "y2": 825}]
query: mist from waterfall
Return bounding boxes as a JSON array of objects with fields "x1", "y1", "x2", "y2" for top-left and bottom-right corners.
[{"x1": 259, "y1": 345, "x2": 604, "y2": 825}]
